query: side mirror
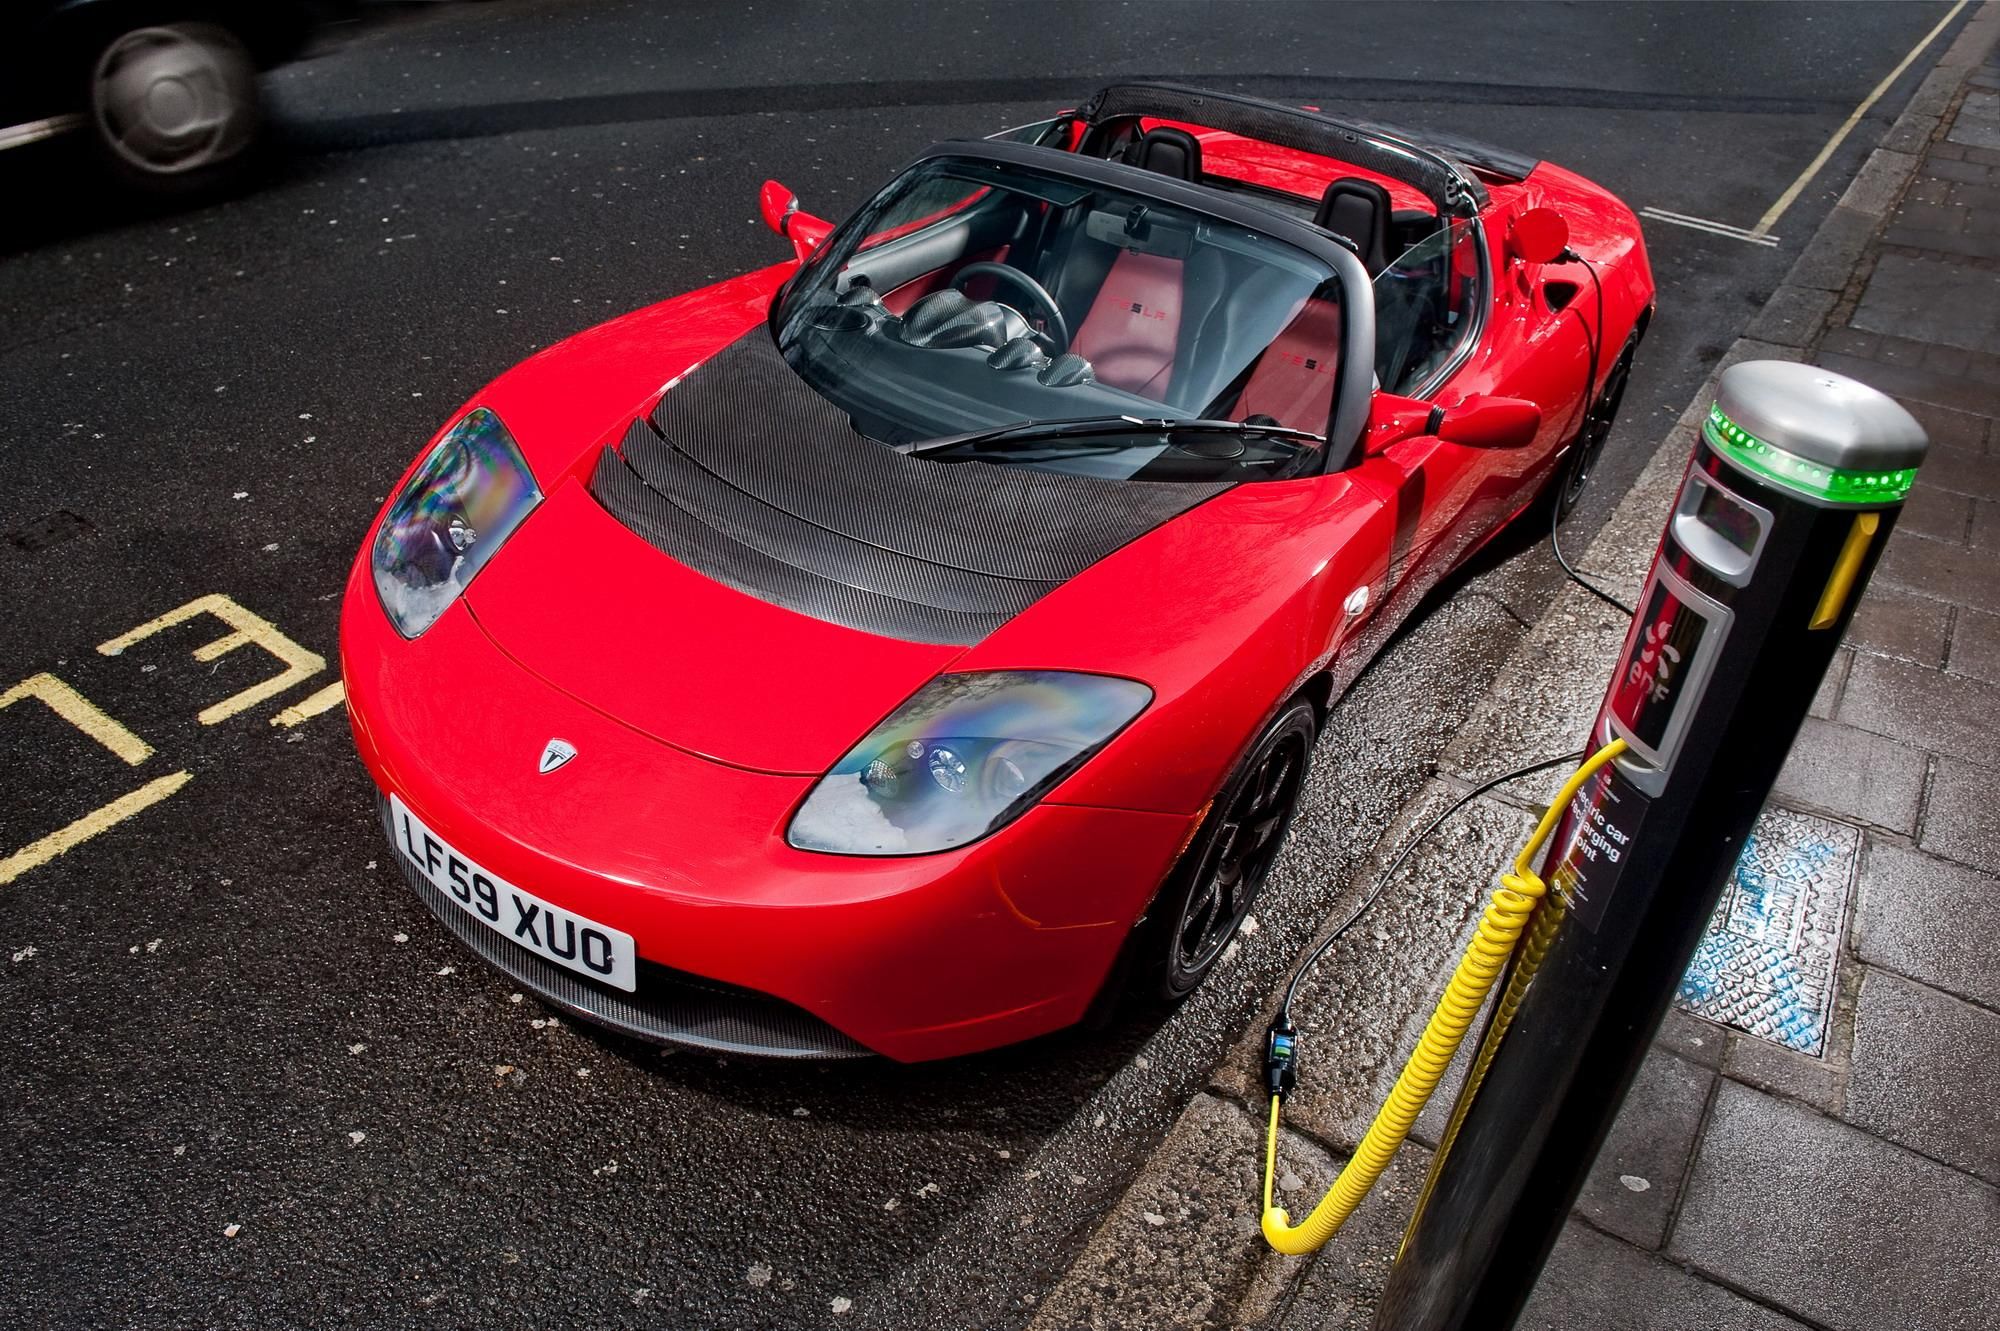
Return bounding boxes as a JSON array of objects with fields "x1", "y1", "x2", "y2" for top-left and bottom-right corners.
[
  {"x1": 760, "y1": 179, "x2": 832, "y2": 262},
  {"x1": 759, "y1": 180, "x2": 798, "y2": 236},
  {"x1": 1436, "y1": 394, "x2": 1542, "y2": 449},
  {"x1": 1362, "y1": 393, "x2": 1437, "y2": 456},
  {"x1": 1506, "y1": 206, "x2": 1569, "y2": 265}
]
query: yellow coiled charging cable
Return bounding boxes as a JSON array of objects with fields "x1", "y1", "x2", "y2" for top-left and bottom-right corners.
[{"x1": 1259, "y1": 738, "x2": 1627, "y2": 1254}]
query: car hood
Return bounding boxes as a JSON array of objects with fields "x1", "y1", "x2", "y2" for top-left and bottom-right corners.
[
  {"x1": 466, "y1": 480, "x2": 962, "y2": 775},
  {"x1": 467, "y1": 330, "x2": 1232, "y2": 774},
  {"x1": 586, "y1": 331, "x2": 1232, "y2": 642}
]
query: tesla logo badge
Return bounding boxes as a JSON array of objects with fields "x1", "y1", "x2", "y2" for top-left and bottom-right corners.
[
  {"x1": 1344, "y1": 586, "x2": 1371, "y2": 617},
  {"x1": 538, "y1": 739, "x2": 576, "y2": 775}
]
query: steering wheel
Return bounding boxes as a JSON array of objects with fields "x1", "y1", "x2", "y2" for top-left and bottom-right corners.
[{"x1": 952, "y1": 262, "x2": 1070, "y2": 355}]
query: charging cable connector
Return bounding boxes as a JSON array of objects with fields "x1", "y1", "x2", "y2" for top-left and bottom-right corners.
[{"x1": 1263, "y1": 1019, "x2": 1299, "y2": 1101}]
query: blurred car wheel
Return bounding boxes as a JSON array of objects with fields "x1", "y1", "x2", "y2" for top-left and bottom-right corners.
[{"x1": 87, "y1": 22, "x2": 259, "y2": 195}]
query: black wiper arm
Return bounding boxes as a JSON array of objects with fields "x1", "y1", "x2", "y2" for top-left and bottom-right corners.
[
  {"x1": 902, "y1": 415, "x2": 1154, "y2": 457},
  {"x1": 904, "y1": 415, "x2": 1325, "y2": 458},
  {"x1": 1157, "y1": 418, "x2": 1327, "y2": 445}
]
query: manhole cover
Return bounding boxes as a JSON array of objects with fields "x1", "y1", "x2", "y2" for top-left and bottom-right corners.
[{"x1": 1674, "y1": 805, "x2": 1859, "y2": 1056}]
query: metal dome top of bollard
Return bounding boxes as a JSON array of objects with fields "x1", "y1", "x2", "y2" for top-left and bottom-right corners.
[{"x1": 1705, "y1": 360, "x2": 1930, "y2": 506}]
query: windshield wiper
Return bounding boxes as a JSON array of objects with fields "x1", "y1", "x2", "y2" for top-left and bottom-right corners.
[{"x1": 903, "y1": 415, "x2": 1325, "y2": 459}]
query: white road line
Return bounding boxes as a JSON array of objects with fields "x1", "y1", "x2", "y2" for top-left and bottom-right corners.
[
  {"x1": 1639, "y1": 208, "x2": 1782, "y2": 247},
  {"x1": 1753, "y1": 0, "x2": 1970, "y2": 237},
  {"x1": 1641, "y1": 207, "x2": 1778, "y2": 242},
  {"x1": 0, "y1": 113, "x2": 83, "y2": 153}
]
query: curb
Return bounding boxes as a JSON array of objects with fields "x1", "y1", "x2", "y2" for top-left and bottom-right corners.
[
  {"x1": 1766, "y1": 0, "x2": 2000, "y2": 339},
  {"x1": 1022, "y1": 7, "x2": 2000, "y2": 1330}
]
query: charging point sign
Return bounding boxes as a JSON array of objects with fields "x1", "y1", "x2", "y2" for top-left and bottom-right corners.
[
  {"x1": 1603, "y1": 561, "x2": 1730, "y2": 795},
  {"x1": 1611, "y1": 582, "x2": 1703, "y2": 749},
  {"x1": 1546, "y1": 765, "x2": 1644, "y2": 936},
  {"x1": 1564, "y1": 482, "x2": 1738, "y2": 930}
]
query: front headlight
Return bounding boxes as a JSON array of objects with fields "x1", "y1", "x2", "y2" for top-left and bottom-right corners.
[
  {"x1": 787, "y1": 671, "x2": 1152, "y2": 856},
  {"x1": 371, "y1": 407, "x2": 542, "y2": 638}
]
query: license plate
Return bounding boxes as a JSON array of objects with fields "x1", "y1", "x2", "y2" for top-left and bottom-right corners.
[{"x1": 388, "y1": 794, "x2": 637, "y2": 992}]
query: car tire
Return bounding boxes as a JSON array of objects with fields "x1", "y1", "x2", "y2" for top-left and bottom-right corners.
[
  {"x1": 1554, "y1": 335, "x2": 1638, "y2": 520},
  {"x1": 1138, "y1": 698, "x2": 1317, "y2": 1002},
  {"x1": 85, "y1": 23, "x2": 261, "y2": 198}
]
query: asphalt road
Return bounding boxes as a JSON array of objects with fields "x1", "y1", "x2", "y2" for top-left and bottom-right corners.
[{"x1": 0, "y1": 2, "x2": 1967, "y2": 1327}]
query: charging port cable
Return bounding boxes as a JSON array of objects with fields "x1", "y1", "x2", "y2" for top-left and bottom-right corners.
[{"x1": 1259, "y1": 738, "x2": 1628, "y2": 1254}]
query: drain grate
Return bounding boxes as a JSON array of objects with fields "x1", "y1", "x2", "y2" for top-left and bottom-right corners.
[{"x1": 1674, "y1": 805, "x2": 1859, "y2": 1056}]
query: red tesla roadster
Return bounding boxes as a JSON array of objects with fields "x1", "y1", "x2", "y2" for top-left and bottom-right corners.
[{"x1": 342, "y1": 84, "x2": 1654, "y2": 1061}]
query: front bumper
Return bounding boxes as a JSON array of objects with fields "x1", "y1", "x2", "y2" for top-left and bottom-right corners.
[
  {"x1": 341, "y1": 562, "x2": 1196, "y2": 1062},
  {"x1": 375, "y1": 793, "x2": 871, "y2": 1057}
]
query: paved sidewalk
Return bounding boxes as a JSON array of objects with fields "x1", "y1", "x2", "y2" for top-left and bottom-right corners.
[
  {"x1": 1514, "y1": 30, "x2": 2000, "y2": 1331},
  {"x1": 1026, "y1": 9, "x2": 2000, "y2": 1331}
]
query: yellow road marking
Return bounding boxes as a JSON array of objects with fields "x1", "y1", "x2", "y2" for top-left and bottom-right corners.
[
  {"x1": 0, "y1": 673, "x2": 153, "y2": 766},
  {"x1": 270, "y1": 680, "x2": 347, "y2": 729},
  {"x1": 192, "y1": 629, "x2": 251, "y2": 663},
  {"x1": 0, "y1": 771, "x2": 191, "y2": 887},
  {"x1": 1753, "y1": 0, "x2": 1970, "y2": 237},
  {"x1": 98, "y1": 593, "x2": 325, "y2": 726}
]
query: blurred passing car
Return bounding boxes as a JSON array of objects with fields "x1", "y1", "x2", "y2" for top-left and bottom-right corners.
[{"x1": 0, "y1": 1, "x2": 329, "y2": 195}]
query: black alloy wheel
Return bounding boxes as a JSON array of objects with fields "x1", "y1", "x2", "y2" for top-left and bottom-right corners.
[
  {"x1": 1556, "y1": 337, "x2": 1637, "y2": 519},
  {"x1": 1150, "y1": 699, "x2": 1316, "y2": 1000}
]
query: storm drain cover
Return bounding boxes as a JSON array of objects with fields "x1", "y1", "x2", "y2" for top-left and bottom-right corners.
[{"x1": 1673, "y1": 805, "x2": 1860, "y2": 1057}]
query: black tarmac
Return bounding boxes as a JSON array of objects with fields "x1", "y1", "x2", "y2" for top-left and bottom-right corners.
[{"x1": 0, "y1": 3, "x2": 1967, "y2": 1327}]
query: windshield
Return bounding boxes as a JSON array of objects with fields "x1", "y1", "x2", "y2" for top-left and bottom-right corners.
[{"x1": 774, "y1": 156, "x2": 1346, "y2": 482}]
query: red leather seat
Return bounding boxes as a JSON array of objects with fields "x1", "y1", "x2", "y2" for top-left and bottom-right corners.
[
  {"x1": 1233, "y1": 298, "x2": 1342, "y2": 433},
  {"x1": 1066, "y1": 127, "x2": 1206, "y2": 398},
  {"x1": 1070, "y1": 249, "x2": 1186, "y2": 397}
]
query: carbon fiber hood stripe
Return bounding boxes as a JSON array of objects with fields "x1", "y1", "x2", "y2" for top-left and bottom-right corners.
[{"x1": 588, "y1": 331, "x2": 1230, "y2": 645}]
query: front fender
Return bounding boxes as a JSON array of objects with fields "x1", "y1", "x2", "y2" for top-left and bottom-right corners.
[
  {"x1": 961, "y1": 471, "x2": 1393, "y2": 816},
  {"x1": 477, "y1": 262, "x2": 796, "y2": 490}
]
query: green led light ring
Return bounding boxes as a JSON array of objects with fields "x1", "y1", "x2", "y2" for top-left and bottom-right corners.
[{"x1": 1703, "y1": 403, "x2": 1917, "y2": 505}]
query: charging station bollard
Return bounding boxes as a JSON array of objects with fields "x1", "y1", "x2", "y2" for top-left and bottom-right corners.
[{"x1": 1372, "y1": 362, "x2": 1928, "y2": 1330}]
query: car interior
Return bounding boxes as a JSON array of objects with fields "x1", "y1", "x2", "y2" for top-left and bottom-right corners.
[{"x1": 780, "y1": 123, "x2": 1478, "y2": 478}]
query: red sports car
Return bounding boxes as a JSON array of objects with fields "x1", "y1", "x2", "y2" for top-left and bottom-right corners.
[{"x1": 341, "y1": 84, "x2": 1654, "y2": 1062}]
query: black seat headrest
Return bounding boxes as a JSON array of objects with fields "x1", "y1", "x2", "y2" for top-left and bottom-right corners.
[
  {"x1": 1125, "y1": 126, "x2": 1203, "y2": 182},
  {"x1": 1315, "y1": 176, "x2": 1392, "y2": 274}
]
